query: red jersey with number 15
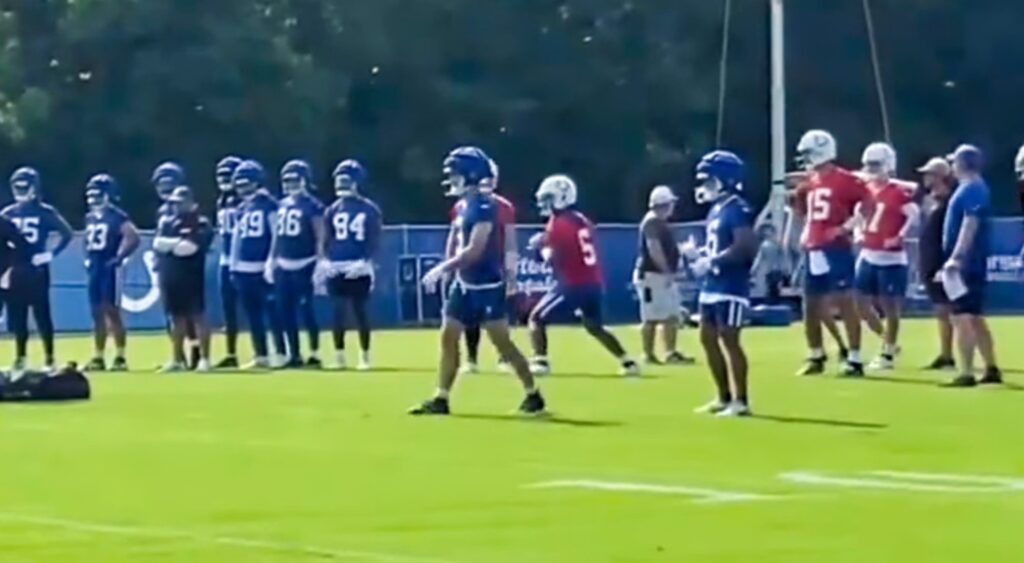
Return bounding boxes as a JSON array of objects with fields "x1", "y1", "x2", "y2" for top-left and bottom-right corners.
[
  {"x1": 544, "y1": 210, "x2": 602, "y2": 287},
  {"x1": 796, "y1": 166, "x2": 870, "y2": 250}
]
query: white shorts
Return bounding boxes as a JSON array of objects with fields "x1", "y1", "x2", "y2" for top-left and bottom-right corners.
[{"x1": 636, "y1": 272, "x2": 680, "y2": 322}]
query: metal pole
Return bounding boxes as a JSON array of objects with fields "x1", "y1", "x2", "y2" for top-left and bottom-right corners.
[{"x1": 769, "y1": 0, "x2": 788, "y2": 235}]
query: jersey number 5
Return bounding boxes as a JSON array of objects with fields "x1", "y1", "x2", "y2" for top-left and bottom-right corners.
[
  {"x1": 808, "y1": 188, "x2": 831, "y2": 221},
  {"x1": 333, "y1": 212, "x2": 366, "y2": 242},
  {"x1": 577, "y1": 229, "x2": 597, "y2": 266}
]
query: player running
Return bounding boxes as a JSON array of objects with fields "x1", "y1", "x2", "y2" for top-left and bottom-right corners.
[
  {"x1": 527, "y1": 174, "x2": 639, "y2": 377},
  {"x1": 230, "y1": 160, "x2": 287, "y2": 369},
  {"x1": 319, "y1": 159, "x2": 382, "y2": 371},
  {"x1": 853, "y1": 143, "x2": 919, "y2": 370},
  {"x1": 791, "y1": 129, "x2": 872, "y2": 377},
  {"x1": 274, "y1": 159, "x2": 326, "y2": 368},
  {"x1": 2, "y1": 167, "x2": 74, "y2": 372},
  {"x1": 683, "y1": 151, "x2": 757, "y2": 417},
  {"x1": 82, "y1": 174, "x2": 140, "y2": 372},
  {"x1": 411, "y1": 146, "x2": 544, "y2": 415},
  {"x1": 214, "y1": 155, "x2": 244, "y2": 368}
]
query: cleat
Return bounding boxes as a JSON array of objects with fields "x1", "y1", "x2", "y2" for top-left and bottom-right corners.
[
  {"x1": 409, "y1": 397, "x2": 450, "y2": 416},
  {"x1": 517, "y1": 391, "x2": 546, "y2": 416},
  {"x1": 868, "y1": 355, "x2": 894, "y2": 371},
  {"x1": 242, "y1": 358, "x2": 271, "y2": 370},
  {"x1": 716, "y1": 401, "x2": 752, "y2": 417},
  {"x1": 796, "y1": 358, "x2": 826, "y2": 376},
  {"x1": 458, "y1": 362, "x2": 479, "y2": 376},
  {"x1": 110, "y1": 357, "x2": 129, "y2": 372},
  {"x1": 195, "y1": 359, "x2": 212, "y2": 373},
  {"x1": 269, "y1": 355, "x2": 289, "y2": 370},
  {"x1": 43, "y1": 362, "x2": 57, "y2": 374},
  {"x1": 529, "y1": 359, "x2": 551, "y2": 377},
  {"x1": 694, "y1": 399, "x2": 729, "y2": 415},
  {"x1": 924, "y1": 356, "x2": 956, "y2": 371},
  {"x1": 281, "y1": 357, "x2": 305, "y2": 370},
  {"x1": 333, "y1": 353, "x2": 348, "y2": 371},
  {"x1": 188, "y1": 347, "x2": 201, "y2": 371},
  {"x1": 943, "y1": 374, "x2": 977, "y2": 388},
  {"x1": 214, "y1": 356, "x2": 239, "y2": 369},
  {"x1": 158, "y1": 361, "x2": 187, "y2": 374},
  {"x1": 979, "y1": 367, "x2": 1003, "y2": 385},
  {"x1": 11, "y1": 357, "x2": 26, "y2": 372},
  {"x1": 841, "y1": 361, "x2": 865, "y2": 378},
  {"x1": 84, "y1": 357, "x2": 106, "y2": 372},
  {"x1": 496, "y1": 360, "x2": 512, "y2": 373},
  {"x1": 620, "y1": 360, "x2": 641, "y2": 378},
  {"x1": 665, "y1": 352, "x2": 696, "y2": 366},
  {"x1": 356, "y1": 359, "x2": 372, "y2": 372},
  {"x1": 305, "y1": 356, "x2": 323, "y2": 369},
  {"x1": 643, "y1": 355, "x2": 663, "y2": 366}
]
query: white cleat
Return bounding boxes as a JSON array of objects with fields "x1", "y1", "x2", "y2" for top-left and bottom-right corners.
[
  {"x1": 333, "y1": 352, "x2": 348, "y2": 371},
  {"x1": 356, "y1": 357, "x2": 371, "y2": 372},
  {"x1": 715, "y1": 401, "x2": 752, "y2": 418},
  {"x1": 458, "y1": 362, "x2": 479, "y2": 376},
  {"x1": 195, "y1": 359, "x2": 212, "y2": 373},
  {"x1": 270, "y1": 355, "x2": 288, "y2": 369},
  {"x1": 694, "y1": 399, "x2": 729, "y2": 415},
  {"x1": 869, "y1": 355, "x2": 894, "y2": 371},
  {"x1": 158, "y1": 361, "x2": 187, "y2": 374},
  {"x1": 242, "y1": 357, "x2": 271, "y2": 370},
  {"x1": 529, "y1": 361, "x2": 551, "y2": 377},
  {"x1": 619, "y1": 360, "x2": 641, "y2": 378}
]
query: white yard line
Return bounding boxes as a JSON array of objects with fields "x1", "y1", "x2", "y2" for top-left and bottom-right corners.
[
  {"x1": 0, "y1": 512, "x2": 459, "y2": 563},
  {"x1": 780, "y1": 470, "x2": 1024, "y2": 493},
  {"x1": 525, "y1": 479, "x2": 778, "y2": 504}
]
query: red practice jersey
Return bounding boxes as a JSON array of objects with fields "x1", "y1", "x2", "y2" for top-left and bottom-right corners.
[
  {"x1": 796, "y1": 166, "x2": 870, "y2": 250},
  {"x1": 450, "y1": 194, "x2": 516, "y2": 243},
  {"x1": 862, "y1": 180, "x2": 913, "y2": 251},
  {"x1": 544, "y1": 210, "x2": 603, "y2": 287}
]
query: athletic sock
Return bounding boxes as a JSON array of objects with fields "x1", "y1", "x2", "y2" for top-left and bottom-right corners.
[
  {"x1": 436, "y1": 388, "x2": 450, "y2": 400},
  {"x1": 848, "y1": 349, "x2": 861, "y2": 363},
  {"x1": 810, "y1": 348, "x2": 825, "y2": 360}
]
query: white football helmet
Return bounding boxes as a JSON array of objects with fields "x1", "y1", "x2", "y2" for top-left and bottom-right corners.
[
  {"x1": 535, "y1": 174, "x2": 578, "y2": 217},
  {"x1": 1015, "y1": 144, "x2": 1024, "y2": 181},
  {"x1": 481, "y1": 159, "x2": 500, "y2": 193},
  {"x1": 861, "y1": 142, "x2": 897, "y2": 179},
  {"x1": 796, "y1": 129, "x2": 837, "y2": 170}
]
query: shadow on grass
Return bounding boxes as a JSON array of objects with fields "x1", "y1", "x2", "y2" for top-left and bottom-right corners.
[
  {"x1": 862, "y1": 374, "x2": 1024, "y2": 392},
  {"x1": 451, "y1": 412, "x2": 623, "y2": 428},
  {"x1": 538, "y1": 372, "x2": 665, "y2": 381},
  {"x1": 752, "y1": 414, "x2": 887, "y2": 430}
]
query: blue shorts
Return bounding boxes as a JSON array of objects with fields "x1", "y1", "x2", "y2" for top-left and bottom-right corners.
[
  {"x1": 951, "y1": 273, "x2": 986, "y2": 316},
  {"x1": 275, "y1": 265, "x2": 315, "y2": 299},
  {"x1": 854, "y1": 261, "x2": 908, "y2": 297},
  {"x1": 530, "y1": 284, "x2": 603, "y2": 325},
  {"x1": 804, "y1": 248, "x2": 855, "y2": 296},
  {"x1": 444, "y1": 282, "x2": 507, "y2": 326},
  {"x1": 88, "y1": 266, "x2": 120, "y2": 307},
  {"x1": 700, "y1": 300, "x2": 747, "y2": 329}
]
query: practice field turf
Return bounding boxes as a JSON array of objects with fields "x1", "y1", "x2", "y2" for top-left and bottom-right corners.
[{"x1": 0, "y1": 318, "x2": 1022, "y2": 563}]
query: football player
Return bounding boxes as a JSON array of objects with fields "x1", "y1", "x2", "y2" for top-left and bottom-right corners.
[
  {"x1": 319, "y1": 159, "x2": 382, "y2": 370},
  {"x1": 411, "y1": 147, "x2": 544, "y2": 415},
  {"x1": 854, "y1": 143, "x2": 919, "y2": 370},
  {"x1": 274, "y1": 159, "x2": 326, "y2": 368},
  {"x1": 230, "y1": 160, "x2": 287, "y2": 369},
  {"x1": 83, "y1": 174, "x2": 140, "y2": 372},
  {"x1": 683, "y1": 151, "x2": 757, "y2": 416},
  {"x1": 791, "y1": 130, "x2": 873, "y2": 377},
  {"x1": 214, "y1": 156, "x2": 244, "y2": 368},
  {"x1": 2, "y1": 167, "x2": 74, "y2": 371},
  {"x1": 527, "y1": 174, "x2": 639, "y2": 377},
  {"x1": 152, "y1": 186, "x2": 214, "y2": 372}
]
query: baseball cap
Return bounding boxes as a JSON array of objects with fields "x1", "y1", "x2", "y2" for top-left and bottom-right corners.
[
  {"x1": 916, "y1": 157, "x2": 951, "y2": 176},
  {"x1": 648, "y1": 185, "x2": 678, "y2": 208},
  {"x1": 946, "y1": 144, "x2": 984, "y2": 171},
  {"x1": 167, "y1": 185, "x2": 194, "y2": 203}
]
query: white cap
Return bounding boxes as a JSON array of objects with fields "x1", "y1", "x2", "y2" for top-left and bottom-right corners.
[
  {"x1": 916, "y1": 157, "x2": 951, "y2": 176},
  {"x1": 648, "y1": 185, "x2": 678, "y2": 208}
]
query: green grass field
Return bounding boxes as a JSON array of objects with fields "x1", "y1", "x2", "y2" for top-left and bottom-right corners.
[{"x1": 1, "y1": 318, "x2": 1022, "y2": 562}]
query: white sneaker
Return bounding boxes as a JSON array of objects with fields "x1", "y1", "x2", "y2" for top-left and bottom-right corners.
[
  {"x1": 694, "y1": 399, "x2": 729, "y2": 414},
  {"x1": 458, "y1": 362, "x2": 479, "y2": 376},
  {"x1": 242, "y1": 357, "x2": 271, "y2": 370},
  {"x1": 195, "y1": 359, "x2": 212, "y2": 373},
  {"x1": 716, "y1": 401, "x2": 752, "y2": 417},
  {"x1": 158, "y1": 361, "x2": 187, "y2": 373},
  {"x1": 529, "y1": 361, "x2": 551, "y2": 376},
  {"x1": 356, "y1": 352, "x2": 371, "y2": 372},
  {"x1": 270, "y1": 355, "x2": 288, "y2": 369},
  {"x1": 869, "y1": 355, "x2": 894, "y2": 371},
  {"x1": 333, "y1": 352, "x2": 347, "y2": 371}
]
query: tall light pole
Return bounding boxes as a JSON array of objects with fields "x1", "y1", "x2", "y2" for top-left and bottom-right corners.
[{"x1": 768, "y1": 0, "x2": 789, "y2": 236}]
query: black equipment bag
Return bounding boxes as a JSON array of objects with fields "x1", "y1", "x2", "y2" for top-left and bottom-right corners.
[{"x1": 0, "y1": 364, "x2": 91, "y2": 402}]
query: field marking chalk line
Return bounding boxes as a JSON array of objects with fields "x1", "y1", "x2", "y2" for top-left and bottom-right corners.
[{"x1": 525, "y1": 479, "x2": 779, "y2": 504}]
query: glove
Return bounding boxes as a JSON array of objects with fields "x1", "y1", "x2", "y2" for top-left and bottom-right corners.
[
  {"x1": 31, "y1": 252, "x2": 53, "y2": 267},
  {"x1": 679, "y1": 236, "x2": 701, "y2": 261},
  {"x1": 421, "y1": 262, "x2": 447, "y2": 291},
  {"x1": 263, "y1": 263, "x2": 275, "y2": 285},
  {"x1": 172, "y1": 240, "x2": 199, "y2": 257},
  {"x1": 690, "y1": 256, "x2": 713, "y2": 278},
  {"x1": 313, "y1": 259, "x2": 332, "y2": 286}
]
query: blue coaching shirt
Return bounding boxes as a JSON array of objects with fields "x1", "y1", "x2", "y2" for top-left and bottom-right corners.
[
  {"x1": 942, "y1": 178, "x2": 990, "y2": 277},
  {"x1": 84, "y1": 205, "x2": 129, "y2": 270},
  {"x1": 454, "y1": 193, "x2": 503, "y2": 287},
  {"x1": 701, "y1": 195, "x2": 755, "y2": 303}
]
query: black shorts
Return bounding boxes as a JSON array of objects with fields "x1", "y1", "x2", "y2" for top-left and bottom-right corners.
[
  {"x1": 328, "y1": 276, "x2": 371, "y2": 302},
  {"x1": 950, "y1": 276, "x2": 986, "y2": 316},
  {"x1": 161, "y1": 277, "x2": 205, "y2": 317},
  {"x1": 925, "y1": 280, "x2": 949, "y2": 305}
]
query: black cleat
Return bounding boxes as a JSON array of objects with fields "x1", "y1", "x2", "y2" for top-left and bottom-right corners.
[
  {"x1": 665, "y1": 351, "x2": 697, "y2": 365},
  {"x1": 797, "y1": 358, "x2": 826, "y2": 376},
  {"x1": 925, "y1": 356, "x2": 956, "y2": 371},
  {"x1": 979, "y1": 367, "x2": 1003, "y2": 385},
  {"x1": 110, "y1": 357, "x2": 129, "y2": 372},
  {"x1": 841, "y1": 361, "x2": 865, "y2": 378},
  {"x1": 188, "y1": 347, "x2": 201, "y2": 370},
  {"x1": 215, "y1": 356, "x2": 239, "y2": 369},
  {"x1": 84, "y1": 357, "x2": 106, "y2": 372},
  {"x1": 943, "y1": 374, "x2": 977, "y2": 388},
  {"x1": 518, "y1": 391, "x2": 547, "y2": 416},
  {"x1": 305, "y1": 356, "x2": 323, "y2": 369},
  {"x1": 409, "y1": 397, "x2": 450, "y2": 416}
]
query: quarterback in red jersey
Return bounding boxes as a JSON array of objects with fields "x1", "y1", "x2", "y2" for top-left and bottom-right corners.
[
  {"x1": 854, "y1": 142, "x2": 919, "y2": 370},
  {"x1": 792, "y1": 129, "x2": 873, "y2": 377},
  {"x1": 527, "y1": 174, "x2": 638, "y2": 377}
]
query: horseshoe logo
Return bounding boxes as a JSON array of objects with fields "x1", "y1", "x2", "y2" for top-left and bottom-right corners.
[{"x1": 120, "y1": 250, "x2": 162, "y2": 313}]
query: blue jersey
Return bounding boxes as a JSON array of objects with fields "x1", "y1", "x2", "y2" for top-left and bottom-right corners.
[
  {"x1": 217, "y1": 193, "x2": 242, "y2": 267},
  {"x1": 454, "y1": 193, "x2": 503, "y2": 287},
  {"x1": 231, "y1": 190, "x2": 278, "y2": 273},
  {"x1": 701, "y1": 195, "x2": 754, "y2": 302},
  {"x1": 84, "y1": 205, "x2": 129, "y2": 270},
  {"x1": 1, "y1": 200, "x2": 68, "y2": 258},
  {"x1": 275, "y1": 193, "x2": 325, "y2": 265},
  {"x1": 324, "y1": 195, "x2": 382, "y2": 263},
  {"x1": 943, "y1": 178, "x2": 990, "y2": 277}
]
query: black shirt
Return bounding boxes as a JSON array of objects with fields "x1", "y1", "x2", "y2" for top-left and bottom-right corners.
[
  {"x1": 637, "y1": 212, "x2": 679, "y2": 274},
  {"x1": 156, "y1": 211, "x2": 213, "y2": 285},
  {"x1": 0, "y1": 215, "x2": 30, "y2": 275},
  {"x1": 919, "y1": 198, "x2": 948, "y2": 279}
]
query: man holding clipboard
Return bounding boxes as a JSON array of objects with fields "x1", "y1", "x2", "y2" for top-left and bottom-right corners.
[{"x1": 941, "y1": 144, "x2": 1001, "y2": 387}]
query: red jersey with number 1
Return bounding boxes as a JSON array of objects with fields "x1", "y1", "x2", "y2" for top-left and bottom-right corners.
[
  {"x1": 796, "y1": 166, "x2": 870, "y2": 250},
  {"x1": 862, "y1": 180, "x2": 913, "y2": 251},
  {"x1": 544, "y1": 210, "x2": 603, "y2": 287}
]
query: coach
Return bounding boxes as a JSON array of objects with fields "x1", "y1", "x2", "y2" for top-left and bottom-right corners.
[
  {"x1": 917, "y1": 157, "x2": 956, "y2": 370},
  {"x1": 941, "y1": 145, "x2": 1001, "y2": 387}
]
